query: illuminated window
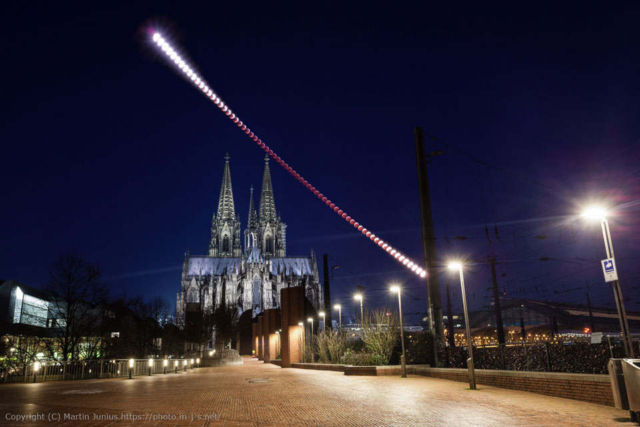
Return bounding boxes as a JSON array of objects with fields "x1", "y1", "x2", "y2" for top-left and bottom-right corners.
[{"x1": 13, "y1": 288, "x2": 49, "y2": 327}]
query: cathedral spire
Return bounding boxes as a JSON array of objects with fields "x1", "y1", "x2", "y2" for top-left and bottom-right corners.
[
  {"x1": 247, "y1": 185, "x2": 258, "y2": 228},
  {"x1": 217, "y1": 153, "x2": 236, "y2": 221},
  {"x1": 259, "y1": 155, "x2": 277, "y2": 222}
]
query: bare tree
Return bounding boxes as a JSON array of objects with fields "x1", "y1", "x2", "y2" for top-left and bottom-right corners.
[
  {"x1": 213, "y1": 303, "x2": 238, "y2": 351},
  {"x1": 45, "y1": 254, "x2": 107, "y2": 361}
]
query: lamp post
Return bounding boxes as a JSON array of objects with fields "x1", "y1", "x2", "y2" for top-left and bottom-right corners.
[
  {"x1": 163, "y1": 359, "x2": 168, "y2": 374},
  {"x1": 354, "y1": 293, "x2": 364, "y2": 326},
  {"x1": 319, "y1": 311, "x2": 326, "y2": 331},
  {"x1": 128, "y1": 358, "x2": 134, "y2": 379},
  {"x1": 581, "y1": 206, "x2": 634, "y2": 357},
  {"x1": 307, "y1": 317, "x2": 315, "y2": 363},
  {"x1": 390, "y1": 285, "x2": 407, "y2": 378},
  {"x1": 33, "y1": 361, "x2": 40, "y2": 383},
  {"x1": 148, "y1": 358, "x2": 153, "y2": 376},
  {"x1": 448, "y1": 261, "x2": 476, "y2": 390},
  {"x1": 334, "y1": 304, "x2": 342, "y2": 330},
  {"x1": 174, "y1": 360, "x2": 179, "y2": 374}
]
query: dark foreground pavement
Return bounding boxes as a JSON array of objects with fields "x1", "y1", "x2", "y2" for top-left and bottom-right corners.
[{"x1": 0, "y1": 358, "x2": 630, "y2": 426}]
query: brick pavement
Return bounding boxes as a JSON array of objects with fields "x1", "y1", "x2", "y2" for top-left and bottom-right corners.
[{"x1": 0, "y1": 357, "x2": 630, "y2": 426}]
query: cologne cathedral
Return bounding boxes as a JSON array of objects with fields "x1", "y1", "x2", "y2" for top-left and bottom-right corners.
[{"x1": 175, "y1": 154, "x2": 323, "y2": 330}]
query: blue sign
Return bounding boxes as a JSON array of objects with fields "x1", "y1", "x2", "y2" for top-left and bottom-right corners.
[
  {"x1": 603, "y1": 260, "x2": 614, "y2": 273},
  {"x1": 601, "y1": 258, "x2": 618, "y2": 282}
]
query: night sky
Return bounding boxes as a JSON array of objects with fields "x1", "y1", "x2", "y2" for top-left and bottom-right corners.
[{"x1": 3, "y1": 2, "x2": 640, "y2": 324}]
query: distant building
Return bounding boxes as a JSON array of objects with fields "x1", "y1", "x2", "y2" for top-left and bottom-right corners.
[
  {"x1": 442, "y1": 298, "x2": 640, "y2": 346},
  {"x1": 0, "y1": 280, "x2": 63, "y2": 335},
  {"x1": 175, "y1": 155, "x2": 323, "y2": 344}
]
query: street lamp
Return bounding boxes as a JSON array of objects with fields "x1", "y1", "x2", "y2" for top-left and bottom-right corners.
[
  {"x1": 581, "y1": 205, "x2": 634, "y2": 357},
  {"x1": 334, "y1": 304, "x2": 342, "y2": 330},
  {"x1": 163, "y1": 358, "x2": 168, "y2": 374},
  {"x1": 148, "y1": 358, "x2": 153, "y2": 376},
  {"x1": 33, "y1": 361, "x2": 40, "y2": 383},
  {"x1": 354, "y1": 293, "x2": 364, "y2": 326},
  {"x1": 390, "y1": 285, "x2": 407, "y2": 378},
  {"x1": 128, "y1": 358, "x2": 134, "y2": 379},
  {"x1": 319, "y1": 311, "x2": 326, "y2": 331},
  {"x1": 448, "y1": 261, "x2": 476, "y2": 390}
]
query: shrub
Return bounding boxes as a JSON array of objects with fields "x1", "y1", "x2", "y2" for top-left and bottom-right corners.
[
  {"x1": 360, "y1": 309, "x2": 399, "y2": 365},
  {"x1": 315, "y1": 329, "x2": 346, "y2": 363}
]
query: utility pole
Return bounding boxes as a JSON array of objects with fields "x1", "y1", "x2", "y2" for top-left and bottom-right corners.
[
  {"x1": 414, "y1": 127, "x2": 444, "y2": 365},
  {"x1": 323, "y1": 254, "x2": 332, "y2": 330},
  {"x1": 586, "y1": 291, "x2": 595, "y2": 333},
  {"x1": 489, "y1": 256, "x2": 505, "y2": 345}
]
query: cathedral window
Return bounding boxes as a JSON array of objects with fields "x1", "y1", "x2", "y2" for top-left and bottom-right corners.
[
  {"x1": 187, "y1": 287, "x2": 198, "y2": 303},
  {"x1": 265, "y1": 236, "x2": 274, "y2": 254},
  {"x1": 222, "y1": 235, "x2": 230, "y2": 252}
]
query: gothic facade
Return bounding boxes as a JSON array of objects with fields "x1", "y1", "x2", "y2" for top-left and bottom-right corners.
[{"x1": 176, "y1": 154, "x2": 322, "y2": 331}]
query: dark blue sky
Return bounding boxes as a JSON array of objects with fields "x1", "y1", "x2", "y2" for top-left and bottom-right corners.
[{"x1": 2, "y1": 2, "x2": 640, "y2": 324}]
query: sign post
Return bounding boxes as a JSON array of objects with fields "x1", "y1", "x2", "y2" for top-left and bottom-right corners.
[{"x1": 601, "y1": 258, "x2": 618, "y2": 283}]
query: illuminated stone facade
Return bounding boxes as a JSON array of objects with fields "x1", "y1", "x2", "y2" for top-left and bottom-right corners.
[{"x1": 175, "y1": 155, "x2": 322, "y2": 330}]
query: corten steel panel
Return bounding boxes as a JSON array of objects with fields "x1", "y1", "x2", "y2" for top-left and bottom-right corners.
[
  {"x1": 262, "y1": 309, "x2": 280, "y2": 363},
  {"x1": 257, "y1": 315, "x2": 264, "y2": 360},
  {"x1": 265, "y1": 309, "x2": 281, "y2": 334},
  {"x1": 280, "y1": 287, "x2": 306, "y2": 367},
  {"x1": 238, "y1": 311, "x2": 253, "y2": 355},
  {"x1": 267, "y1": 333, "x2": 278, "y2": 362}
]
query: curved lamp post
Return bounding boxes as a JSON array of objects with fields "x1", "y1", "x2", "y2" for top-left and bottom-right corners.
[
  {"x1": 448, "y1": 261, "x2": 476, "y2": 390},
  {"x1": 390, "y1": 284, "x2": 407, "y2": 378},
  {"x1": 581, "y1": 206, "x2": 634, "y2": 357}
]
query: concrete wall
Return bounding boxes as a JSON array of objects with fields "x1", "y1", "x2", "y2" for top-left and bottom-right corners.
[
  {"x1": 411, "y1": 367, "x2": 613, "y2": 407},
  {"x1": 287, "y1": 363, "x2": 613, "y2": 406}
]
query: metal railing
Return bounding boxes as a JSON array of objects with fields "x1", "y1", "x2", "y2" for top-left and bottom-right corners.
[{"x1": 0, "y1": 358, "x2": 201, "y2": 384}]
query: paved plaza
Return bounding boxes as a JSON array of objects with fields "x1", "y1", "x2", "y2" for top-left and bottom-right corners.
[{"x1": 0, "y1": 358, "x2": 631, "y2": 426}]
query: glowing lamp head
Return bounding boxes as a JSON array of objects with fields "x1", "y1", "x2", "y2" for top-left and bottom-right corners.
[
  {"x1": 33, "y1": 361, "x2": 41, "y2": 372},
  {"x1": 148, "y1": 358, "x2": 154, "y2": 367},
  {"x1": 183, "y1": 360, "x2": 187, "y2": 366},
  {"x1": 447, "y1": 261, "x2": 463, "y2": 271},
  {"x1": 319, "y1": 311, "x2": 325, "y2": 317},
  {"x1": 190, "y1": 359, "x2": 194, "y2": 364},
  {"x1": 196, "y1": 358, "x2": 200, "y2": 364},
  {"x1": 334, "y1": 304, "x2": 341, "y2": 310},
  {"x1": 298, "y1": 322, "x2": 303, "y2": 327},
  {"x1": 390, "y1": 285, "x2": 401, "y2": 294},
  {"x1": 307, "y1": 317, "x2": 313, "y2": 323},
  {"x1": 175, "y1": 360, "x2": 179, "y2": 367},
  {"x1": 354, "y1": 293, "x2": 363, "y2": 301},
  {"x1": 163, "y1": 359, "x2": 168, "y2": 367},
  {"x1": 128, "y1": 358, "x2": 134, "y2": 368},
  {"x1": 581, "y1": 206, "x2": 608, "y2": 221}
]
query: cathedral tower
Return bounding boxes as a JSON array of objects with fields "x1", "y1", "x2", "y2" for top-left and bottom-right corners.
[
  {"x1": 258, "y1": 155, "x2": 286, "y2": 257},
  {"x1": 244, "y1": 186, "x2": 259, "y2": 254},
  {"x1": 209, "y1": 154, "x2": 242, "y2": 257}
]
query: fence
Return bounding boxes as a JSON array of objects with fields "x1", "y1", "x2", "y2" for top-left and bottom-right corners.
[
  {"x1": 0, "y1": 358, "x2": 201, "y2": 384},
  {"x1": 444, "y1": 340, "x2": 640, "y2": 374}
]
